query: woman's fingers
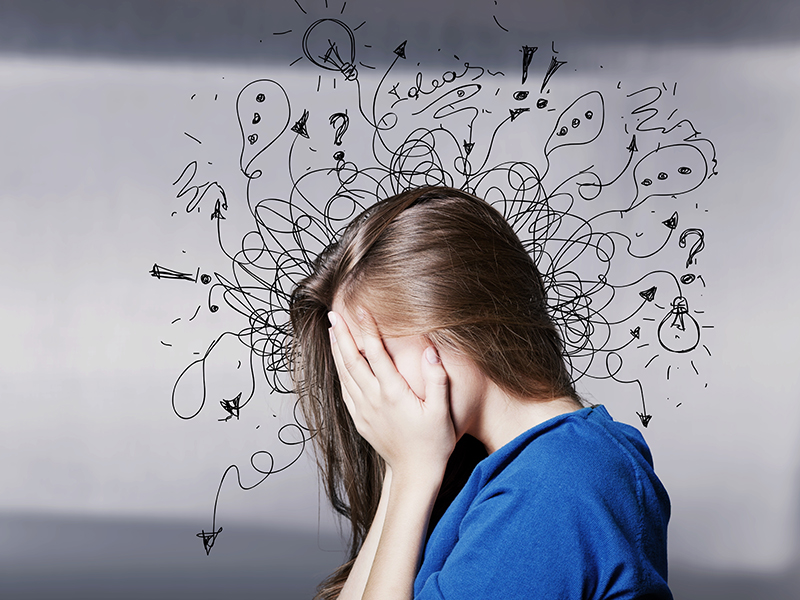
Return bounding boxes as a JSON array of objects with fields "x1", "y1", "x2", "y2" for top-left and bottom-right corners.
[
  {"x1": 328, "y1": 309, "x2": 455, "y2": 473},
  {"x1": 329, "y1": 311, "x2": 373, "y2": 387},
  {"x1": 358, "y1": 309, "x2": 408, "y2": 396},
  {"x1": 340, "y1": 386, "x2": 357, "y2": 420},
  {"x1": 422, "y1": 346, "x2": 450, "y2": 411},
  {"x1": 329, "y1": 328, "x2": 357, "y2": 415}
]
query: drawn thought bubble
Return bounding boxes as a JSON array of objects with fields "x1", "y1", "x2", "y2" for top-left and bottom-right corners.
[
  {"x1": 631, "y1": 143, "x2": 707, "y2": 208},
  {"x1": 545, "y1": 91, "x2": 605, "y2": 155},
  {"x1": 237, "y1": 80, "x2": 291, "y2": 178}
]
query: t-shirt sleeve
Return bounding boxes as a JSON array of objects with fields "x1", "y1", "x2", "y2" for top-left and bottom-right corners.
[{"x1": 414, "y1": 438, "x2": 671, "y2": 600}]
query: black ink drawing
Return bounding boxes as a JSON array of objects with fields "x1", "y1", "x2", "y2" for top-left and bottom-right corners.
[
  {"x1": 521, "y1": 45, "x2": 537, "y2": 84},
  {"x1": 329, "y1": 111, "x2": 349, "y2": 145},
  {"x1": 236, "y1": 80, "x2": 291, "y2": 178},
  {"x1": 302, "y1": 18, "x2": 359, "y2": 81},
  {"x1": 150, "y1": 264, "x2": 199, "y2": 282},
  {"x1": 172, "y1": 160, "x2": 228, "y2": 215},
  {"x1": 155, "y1": 7, "x2": 717, "y2": 553}
]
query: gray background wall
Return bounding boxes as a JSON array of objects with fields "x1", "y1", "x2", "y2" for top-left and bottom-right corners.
[{"x1": 1, "y1": 1, "x2": 799, "y2": 598}]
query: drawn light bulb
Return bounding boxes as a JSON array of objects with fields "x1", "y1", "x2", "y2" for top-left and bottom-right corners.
[
  {"x1": 302, "y1": 19, "x2": 358, "y2": 81},
  {"x1": 657, "y1": 296, "x2": 700, "y2": 353}
]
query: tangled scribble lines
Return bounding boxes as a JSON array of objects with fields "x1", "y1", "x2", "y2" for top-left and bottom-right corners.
[{"x1": 155, "y1": 9, "x2": 717, "y2": 553}]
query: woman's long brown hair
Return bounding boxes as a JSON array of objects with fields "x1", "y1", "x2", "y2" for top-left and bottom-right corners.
[{"x1": 288, "y1": 187, "x2": 578, "y2": 599}]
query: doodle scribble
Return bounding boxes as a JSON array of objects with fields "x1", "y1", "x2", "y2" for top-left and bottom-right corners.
[
  {"x1": 173, "y1": 161, "x2": 228, "y2": 214},
  {"x1": 291, "y1": 108, "x2": 311, "y2": 138},
  {"x1": 521, "y1": 45, "x2": 537, "y2": 84},
  {"x1": 657, "y1": 296, "x2": 701, "y2": 353},
  {"x1": 329, "y1": 111, "x2": 349, "y2": 145},
  {"x1": 679, "y1": 228, "x2": 705, "y2": 268},
  {"x1": 219, "y1": 392, "x2": 242, "y2": 422},
  {"x1": 236, "y1": 80, "x2": 291, "y2": 178},
  {"x1": 196, "y1": 527, "x2": 223, "y2": 556},
  {"x1": 150, "y1": 264, "x2": 199, "y2": 282},
  {"x1": 158, "y1": 9, "x2": 717, "y2": 554},
  {"x1": 302, "y1": 19, "x2": 358, "y2": 80}
]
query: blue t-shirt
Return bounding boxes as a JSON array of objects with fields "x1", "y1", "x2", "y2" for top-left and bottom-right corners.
[{"x1": 414, "y1": 405, "x2": 672, "y2": 599}]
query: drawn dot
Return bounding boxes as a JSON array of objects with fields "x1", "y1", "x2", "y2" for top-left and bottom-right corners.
[
  {"x1": 333, "y1": 150, "x2": 345, "y2": 161},
  {"x1": 248, "y1": 133, "x2": 258, "y2": 145},
  {"x1": 585, "y1": 110, "x2": 593, "y2": 120},
  {"x1": 642, "y1": 178, "x2": 653, "y2": 186},
  {"x1": 252, "y1": 112, "x2": 261, "y2": 125},
  {"x1": 678, "y1": 166, "x2": 692, "y2": 175},
  {"x1": 210, "y1": 305, "x2": 219, "y2": 313},
  {"x1": 680, "y1": 274, "x2": 696, "y2": 284},
  {"x1": 513, "y1": 90, "x2": 529, "y2": 101},
  {"x1": 256, "y1": 93, "x2": 265, "y2": 102},
  {"x1": 557, "y1": 126, "x2": 568, "y2": 136},
  {"x1": 457, "y1": 89, "x2": 465, "y2": 97},
  {"x1": 657, "y1": 172, "x2": 668, "y2": 180},
  {"x1": 536, "y1": 98, "x2": 548, "y2": 109},
  {"x1": 200, "y1": 274, "x2": 212, "y2": 285},
  {"x1": 571, "y1": 118, "x2": 580, "y2": 128}
]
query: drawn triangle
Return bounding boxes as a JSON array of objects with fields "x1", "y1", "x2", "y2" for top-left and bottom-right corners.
[
  {"x1": 639, "y1": 286, "x2": 657, "y2": 302},
  {"x1": 196, "y1": 527, "x2": 223, "y2": 556},
  {"x1": 291, "y1": 109, "x2": 310, "y2": 139},
  {"x1": 662, "y1": 212, "x2": 679, "y2": 230},
  {"x1": 509, "y1": 107, "x2": 530, "y2": 121}
]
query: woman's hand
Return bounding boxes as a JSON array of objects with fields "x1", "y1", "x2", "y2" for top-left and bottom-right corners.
[{"x1": 328, "y1": 308, "x2": 456, "y2": 480}]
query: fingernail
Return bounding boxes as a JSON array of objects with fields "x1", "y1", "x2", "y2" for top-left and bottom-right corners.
[
  {"x1": 329, "y1": 327, "x2": 337, "y2": 344},
  {"x1": 328, "y1": 311, "x2": 337, "y2": 327},
  {"x1": 356, "y1": 307, "x2": 366, "y2": 322},
  {"x1": 425, "y1": 346, "x2": 440, "y2": 364}
]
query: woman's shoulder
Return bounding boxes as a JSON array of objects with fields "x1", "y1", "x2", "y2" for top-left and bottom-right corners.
[
  {"x1": 472, "y1": 405, "x2": 666, "y2": 505},
  {"x1": 418, "y1": 405, "x2": 673, "y2": 599}
]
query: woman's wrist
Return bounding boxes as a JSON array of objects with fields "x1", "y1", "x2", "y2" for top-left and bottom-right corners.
[
  {"x1": 389, "y1": 463, "x2": 445, "y2": 496},
  {"x1": 339, "y1": 464, "x2": 394, "y2": 600},
  {"x1": 362, "y1": 466, "x2": 442, "y2": 600}
]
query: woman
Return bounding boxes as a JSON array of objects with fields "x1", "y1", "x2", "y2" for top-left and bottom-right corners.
[{"x1": 289, "y1": 186, "x2": 672, "y2": 599}]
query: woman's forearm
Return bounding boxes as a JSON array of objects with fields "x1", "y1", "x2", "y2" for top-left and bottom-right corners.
[
  {"x1": 327, "y1": 309, "x2": 454, "y2": 599},
  {"x1": 362, "y1": 469, "x2": 443, "y2": 600},
  {"x1": 339, "y1": 468, "x2": 393, "y2": 600}
]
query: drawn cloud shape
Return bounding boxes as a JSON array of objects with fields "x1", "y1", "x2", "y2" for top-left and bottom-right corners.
[
  {"x1": 237, "y1": 79, "x2": 291, "y2": 178},
  {"x1": 545, "y1": 91, "x2": 605, "y2": 155}
]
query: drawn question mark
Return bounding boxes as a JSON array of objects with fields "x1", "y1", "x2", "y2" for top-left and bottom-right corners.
[
  {"x1": 679, "y1": 228, "x2": 705, "y2": 269},
  {"x1": 329, "y1": 112, "x2": 349, "y2": 146}
]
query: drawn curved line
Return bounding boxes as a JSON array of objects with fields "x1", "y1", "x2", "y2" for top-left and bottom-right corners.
[
  {"x1": 236, "y1": 80, "x2": 291, "y2": 178},
  {"x1": 165, "y1": 42, "x2": 718, "y2": 545}
]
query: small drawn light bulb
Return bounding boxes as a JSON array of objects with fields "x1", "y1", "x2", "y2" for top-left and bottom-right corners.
[{"x1": 657, "y1": 296, "x2": 700, "y2": 353}]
